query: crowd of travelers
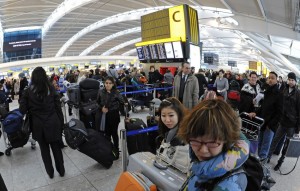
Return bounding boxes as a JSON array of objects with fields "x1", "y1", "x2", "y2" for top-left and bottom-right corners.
[{"x1": 0, "y1": 63, "x2": 299, "y2": 190}]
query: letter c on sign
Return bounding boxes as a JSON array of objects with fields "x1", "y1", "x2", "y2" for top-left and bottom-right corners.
[{"x1": 173, "y1": 11, "x2": 181, "y2": 22}]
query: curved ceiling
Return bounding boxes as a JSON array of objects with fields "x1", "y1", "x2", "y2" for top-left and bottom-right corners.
[{"x1": 0, "y1": 0, "x2": 299, "y2": 75}]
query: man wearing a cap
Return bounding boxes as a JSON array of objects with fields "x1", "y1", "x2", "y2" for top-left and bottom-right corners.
[{"x1": 267, "y1": 72, "x2": 300, "y2": 170}]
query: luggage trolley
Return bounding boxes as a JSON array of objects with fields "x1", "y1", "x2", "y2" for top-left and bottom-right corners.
[
  {"x1": 239, "y1": 112, "x2": 264, "y2": 154},
  {"x1": 0, "y1": 110, "x2": 36, "y2": 156}
]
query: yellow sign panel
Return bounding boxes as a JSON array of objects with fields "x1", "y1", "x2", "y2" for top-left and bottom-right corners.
[
  {"x1": 249, "y1": 61, "x2": 257, "y2": 70},
  {"x1": 188, "y1": 7, "x2": 199, "y2": 45},
  {"x1": 169, "y1": 5, "x2": 186, "y2": 42},
  {"x1": 135, "y1": 37, "x2": 181, "y2": 47}
]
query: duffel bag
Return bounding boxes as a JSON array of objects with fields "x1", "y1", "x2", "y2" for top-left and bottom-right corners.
[
  {"x1": 64, "y1": 118, "x2": 88, "y2": 149},
  {"x1": 80, "y1": 101, "x2": 99, "y2": 116},
  {"x1": 7, "y1": 130, "x2": 29, "y2": 148},
  {"x1": 2, "y1": 109, "x2": 23, "y2": 134}
]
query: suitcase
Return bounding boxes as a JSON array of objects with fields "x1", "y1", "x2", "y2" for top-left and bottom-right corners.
[
  {"x1": 115, "y1": 171, "x2": 157, "y2": 191},
  {"x1": 79, "y1": 78, "x2": 100, "y2": 102},
  {"x1": 125, "y1": 118, "x2": 150, "y2": 155},
  {"x1": 117, "y1": 129, "x2": 186, "y2": 191},
  {"x1": 64, "y1": 118, "x2": 88, "y2": 149},
  {"x1": 77, "y1": 128, "x2": 116, "y2": 169},
  {"x1": 146, "y1": 116, "x2": 159, "y2": 154},
  {"x1": 127, "y1": 152, "x2": 186, "y2": 191},
  {"x1": 67, "y1": 84, "x2": 80, "y2": 105}
]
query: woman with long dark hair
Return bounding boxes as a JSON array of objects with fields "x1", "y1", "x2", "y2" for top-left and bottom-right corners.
[
  {"x1": 19, "y1": 67, "x2": 65, "y2": 179},
  {"x1": 97, "y1": 76, "x2": 124, "y2": 159}
]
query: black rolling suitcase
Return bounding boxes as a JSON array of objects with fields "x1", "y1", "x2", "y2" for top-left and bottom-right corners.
[
  {"x1": 0, "y1": 174, "x2": 7, "y2": 191},
  {"x1": 79, "y1": 78, "x2": 100, "y2": 102},
  {"x1": 77, "y1": 128, "x2": 116, "y2": 169},
  {"x1": 146, "y1": 115, "x2": 159, "y2": 154},
  {"x1": 125, "y1": 118, "x2": 150, "y2": 155}
]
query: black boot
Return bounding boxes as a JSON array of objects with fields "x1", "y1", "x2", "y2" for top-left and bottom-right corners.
[
  {"x1": 274, "y1": 156, "x2": 284, "y2": 171},
  {"x1": 0, "y1": 152, "x2": 3, "y2": 156}
]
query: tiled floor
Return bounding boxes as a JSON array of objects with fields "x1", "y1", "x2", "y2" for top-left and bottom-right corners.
[{"x1": 1, "y1": 100, "x2": 300, "y2": 191}]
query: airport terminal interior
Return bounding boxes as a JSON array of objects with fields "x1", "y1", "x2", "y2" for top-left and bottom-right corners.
[{"x1": 0, "y1": 0, "x2": 300, "y2": 191}]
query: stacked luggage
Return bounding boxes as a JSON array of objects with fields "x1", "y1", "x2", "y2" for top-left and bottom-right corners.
[{"x1": 66, "y1": 78, "x2": 100, "y2": 129}]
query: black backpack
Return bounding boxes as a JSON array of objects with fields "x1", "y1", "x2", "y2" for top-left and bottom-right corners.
[
  {"x1": 201, "y1": 155, "x2": 268, "y2": 191},
  {"x1": 229, "y1": 80, "x2": 240, "y2": 91},
  {"x1": 64, "y1": 119, "x2": 88, "y2": 149}
]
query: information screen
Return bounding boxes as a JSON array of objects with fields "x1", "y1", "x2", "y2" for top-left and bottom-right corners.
[
  {"x1": 157, "y1": 43, "x2": 166, "y2": 59},
  {"x1": 136, "y1": 47, "x2": 145, "y2": 60},
  {"x1": 164, "y1": 42, "x2": 174, "y2": 59},
  {"x1": 149, "y1": 44, "x2": 158, "y2": 60},
  {"x1": 143, "y1": 46, "x2": 151, "y2": 60},
  {"x1": 190, "y1": 44, "x2": 200, "y2": 68},
  {"x1": 172, "y1": 41, "x2": 183, "y2": 58}
]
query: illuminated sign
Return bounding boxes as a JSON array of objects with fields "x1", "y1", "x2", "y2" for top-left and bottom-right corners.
[
  {"x1": 140, "y1": 4, "x2": 199, "y2": 45},
  {"x1": 249, "y1": 61, "x2": 257, "y2": 70},
  {"x1": 164, "y1": 42, "x2": 174, "y2": 59}
]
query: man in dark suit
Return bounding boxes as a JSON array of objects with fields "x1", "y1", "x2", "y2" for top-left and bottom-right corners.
[{"x1": 277, "y1": 76, "x2": 286, "y2": 93}]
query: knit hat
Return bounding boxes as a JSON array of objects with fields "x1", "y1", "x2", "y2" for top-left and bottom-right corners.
[{"x1": 287, "y1": 72, "x2": 297, "y2": 81}]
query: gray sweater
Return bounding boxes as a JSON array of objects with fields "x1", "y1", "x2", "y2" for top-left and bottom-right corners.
[
  {"x1": 213, "y1": 77, "x2": 229, "y2": 91},
  {"x1": 164, "y1": 72, "x2": 174, "y2": 84}
]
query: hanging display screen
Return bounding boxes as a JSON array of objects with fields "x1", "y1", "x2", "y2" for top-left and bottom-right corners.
[
  {"x1": 172, "y1": 41, "x2": 183, "y2": 58},
  {"x1": 164, "y1": 42, "x2": 174, "y2": 59}
]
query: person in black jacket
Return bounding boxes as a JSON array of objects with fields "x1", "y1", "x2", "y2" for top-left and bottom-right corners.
[
  {"x1": 248, "y1": 72, "x2": 281, "y2": 160},
  {"x1": 195, "y1": 69, "x2": 208, "y2": 99},
  {"x1": 97, "y1": 76, "x2": 125, "y2": 157},
  {"x1": 148, "y1": 66, "x2": 163, "y2": 84},
  {"x1": 19, "y1": 67, "x2": 65, "y2": 179},
  {"x1": 19, "y1": 74, "x2": 28, "y2": 102},
  {"x1": 267, "y1": 72, "x2": 300, "y2": 170}
]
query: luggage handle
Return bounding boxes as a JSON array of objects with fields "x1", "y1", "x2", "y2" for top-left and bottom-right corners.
[
  {"x1": 153, "y1": 160, "x2": 168, "y2": 170},
  {"x1": 120, "y1": 129, "x2": 128, "y2": 172}
]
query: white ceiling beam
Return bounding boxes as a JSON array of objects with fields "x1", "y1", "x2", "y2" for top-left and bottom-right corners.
[
  {"x1": 80, "y1": 27, "x2": 141, "y2": 56},
  {"x1": 55, "y1": 6, "x2": 169, "y2": 57},
  {"x1": 267, "y1": 35, "x2": 272, "y2": 46},
  {"x1": 219, "y1": 0, "x2": 234, "y2": 12},
  {"x1": 257, "y1": 0, "x2": 267, "y2": 20},
  {"x1": 101, "y1": 38, "x2": 141, "y2": 56},
  {"x1": 42, "y1": 0, "x2": 97, "y2": 39}
]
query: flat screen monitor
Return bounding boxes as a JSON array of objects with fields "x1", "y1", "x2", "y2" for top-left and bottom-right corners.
[
  {"x1": 164, "y1": 42, "x2": 174, "y2": 59},
  {"x1": 157, "y1": 43, "x2": 166, "y2": 59},
  {"x1": 190, "y1": 44, "x2": 201, "y2": 69},
  {"x1": 136, "y1": 47, "x2": 145, "y2": 60},
  {"x1": 143, "y1": 46, "x2": 151, "y2": 60},
  {"x1": 149, "y1": 44, "x2": 158, "y2": 60},
  {"x1": 172, "y1": 41, "x2": 183, "y2": 58}
]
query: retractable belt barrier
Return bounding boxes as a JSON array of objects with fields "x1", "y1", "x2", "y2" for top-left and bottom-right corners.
[
  {"x1": 120, "y1": 86, "x2": 173, "y2": 95},
  {"x1": 126, "y1": 126, "x2": 158, "y2": 137}
]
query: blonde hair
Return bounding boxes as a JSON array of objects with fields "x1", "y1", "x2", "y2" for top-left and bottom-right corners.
[{"x1": 178, "y1": 99, "x2": 241, "y2": 151}]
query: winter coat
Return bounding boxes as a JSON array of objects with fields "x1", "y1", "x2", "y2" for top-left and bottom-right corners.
[
  {"x1": 148, "y1": 70, "x2": 163, "y2": 84},
  {"x1": 97, "y1": 89, "x2": 124, "y2": 112},
  {"x1": 182, "y1": 133, "x2": 249, "y2": 191},
  {"x1": 280, "y1": 86, "x2": 300, "y2": 133},
  {"x1": 256, "y1": 84, "x2": 281, "y2": 132},
  {"x1": 195, "y1": 73, "x2": 208, "y2": 98},
  {"x1": 173, "y1": 72, "x2": 199, "y2": 109},
  {"x1": 19, "y1": 86, "x2": 64, "y2": 143},
  {"x1": 164, "y1": 72, "x2": 174, "y2": 85},
  {"x1": 239, "y1": 83, "x2": 261, "y2": 113}
]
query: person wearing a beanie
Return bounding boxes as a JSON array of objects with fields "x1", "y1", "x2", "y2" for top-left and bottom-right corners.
[{"x1": 267, "y1": 72, "x2": 300, "y2": 170}]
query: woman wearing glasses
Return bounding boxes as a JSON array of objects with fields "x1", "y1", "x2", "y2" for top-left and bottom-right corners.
[
  {"x1": 178, "y1": 99, "x2": 249, "y2": 190},
  {"x1": 97, "y1": 76, "x2": 124, "y2": 159}
]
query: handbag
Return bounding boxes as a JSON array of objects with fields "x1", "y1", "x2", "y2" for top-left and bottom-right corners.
[
  {"x1": 21, "y1": 114, "x2": 31, "y2": 136},
  {"x1": 156, "y1": 141, "x2": 191, "y2": 173},
  {"x1": 80, "y1": 101, "x2": 99, "y2": 116}
]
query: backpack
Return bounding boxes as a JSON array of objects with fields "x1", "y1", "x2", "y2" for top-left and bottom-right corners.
[
  {"x1": 229, "y1": 80, "x2": 240, "y2": 91},
  {"x1": 2, "y1": 109, "x2": 23, "y2": 134}
]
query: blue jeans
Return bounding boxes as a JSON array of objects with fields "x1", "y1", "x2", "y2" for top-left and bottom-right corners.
[{"x1": 258, "y1": 128, "x2": 274, "y2": 159}]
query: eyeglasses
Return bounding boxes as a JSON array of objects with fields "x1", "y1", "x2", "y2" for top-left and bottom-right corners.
[
  {"x1": 189, "y1": 139, "x2": 221, "y2": 148},
  {"x1": 162, "y1": 99, "x2": 172, "y2": 104}
]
